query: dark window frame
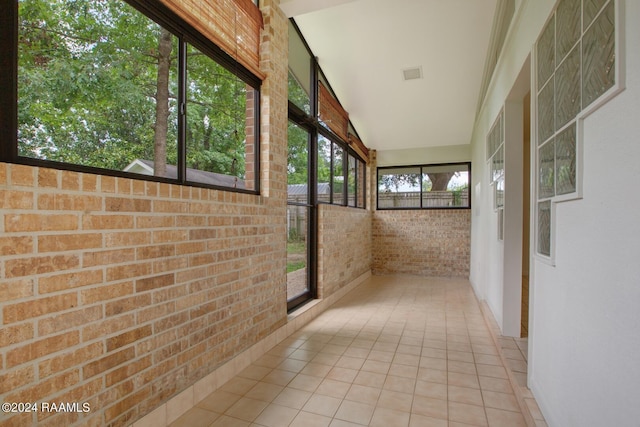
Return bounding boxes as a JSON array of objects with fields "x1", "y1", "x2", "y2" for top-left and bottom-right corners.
[
  {"x1": 0, "y1": 0, "x2": 261, "y2": 195},
  {"x1": 377, "y1": 162, "x2": 472, "y2": 210}
]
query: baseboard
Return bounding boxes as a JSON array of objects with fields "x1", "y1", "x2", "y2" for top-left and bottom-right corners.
[{"x1": 132, "y1": 270, "x2": 372, "y2": 426}]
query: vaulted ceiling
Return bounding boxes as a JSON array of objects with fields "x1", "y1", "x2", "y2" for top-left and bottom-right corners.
[{"x1": 280, "y1": 0, "x2": 498, "y2": 152}]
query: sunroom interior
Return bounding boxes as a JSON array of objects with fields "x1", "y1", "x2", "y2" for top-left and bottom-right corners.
[{"x1": 1, "y1": 0, "x2": 639, "y2": 426}]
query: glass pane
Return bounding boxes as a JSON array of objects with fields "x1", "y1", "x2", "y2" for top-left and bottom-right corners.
[
  {"x1": 491, "y1": 145, "x2": 504, "y2": 183},
  {"x1": 537, "y1": 200, "x2": 552, "y2": 256},
  {"x1": 582, "y1": 1, "x2": 615, "y2": 109},
  {"x1": 378, "y1": 167, "x2": 421, "y2": 209},
  {"x1": 287, "y1": 121, "x2": 309, "y2": 203},
  {"x1": 422, "y1": 164, "x2": 470, "y2": 208},
  {"x1": 537, "y1": 15, "x2": 555, "y2": 90},
  {"x1": 317, "y1": 135, "x2": 332, "y2": 203},
  {"x1": 556, "y1": 0, "x2": 581, "y2": 63},
  {"x1": 288, "y1": 21, "x2": 311, "y2": 113},
  {"x1": 347, "y1": 154, "x2": 357, "y2": 207},
  {"x1": 18, "y1": 0, "x2": 178, "y2": 174},
  {"x1": 538, "y1": 78, "x2": 555, "y2": 145},
  {"x1": 495, "y1": 179, "x2": 505, "y2": 209},
  {"x1": 185, "y1": 44, "x2": 249, "y2": 188},
  {"x1": 487, "y1": 116, "x2": 501, "y2": 161},
  {"x1": 584, "y1": 0, "x2": 608, "y2": 30},
  {"x1": 539, "y1": 139, "x2": 556, "y2": 199},
  {"x1": 556, "y1": 123, "x2": 577, "y2": 195},
  {"x1": 357, "y1": 159, "x2": 366, "y2": 208},
  {"x1": 287, "y1": 205, "x2": 308, "y2": 301},
  {"x1": 556, "y1": 45, "x2": 581, "y2": 130},
  {"x1": 288, "y1": 71, "x2": 311, "y2": 115},
  {"x1": 332, "y1": 143, "x2": 344, "y2": 205}
]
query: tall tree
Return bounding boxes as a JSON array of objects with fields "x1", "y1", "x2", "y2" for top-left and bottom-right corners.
[{"x1": 153, "y1": 27, "x2": 173, "y2": 177}]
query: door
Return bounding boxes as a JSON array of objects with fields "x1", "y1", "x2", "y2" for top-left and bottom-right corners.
[{"x1": 286, "y1": 120, "x2": 316, "y2": 310}]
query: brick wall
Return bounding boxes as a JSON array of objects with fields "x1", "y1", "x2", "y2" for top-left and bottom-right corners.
[
  {"x1": 318, "y1": 204, "x2": 372, "y2": 299},
  {"x1": 0, "y1": 2, "x2": 289, "y2": 426},
  {"x1": 372, "y1": 209, "x2": 471, "y2": 277}
]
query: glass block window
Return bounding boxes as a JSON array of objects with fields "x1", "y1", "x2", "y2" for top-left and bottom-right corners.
[
  {"x1": 487, "y1": 110, "x2": 505, "y2": 240},
  {"x1": 487, "y1": 110, "x2": 504, "y2": 184},
  {"x1": 535, "y1": 0, "x2": 621, "y2": 259}
]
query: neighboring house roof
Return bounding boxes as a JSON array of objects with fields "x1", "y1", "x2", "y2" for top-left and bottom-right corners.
[
  {"x1": 124, "y1": 159, "x2": 246, "y2": 189},
  {"x1": 287, "y1": 183, "x2": 330, "y2": 196}
]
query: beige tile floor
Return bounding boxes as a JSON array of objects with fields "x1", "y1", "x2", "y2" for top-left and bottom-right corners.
[{"x1": 169, "y1": 275, "x2": 530, "y2": 427}]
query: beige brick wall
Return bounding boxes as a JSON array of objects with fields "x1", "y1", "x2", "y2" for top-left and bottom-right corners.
[
  {"x1": 0, "y1": 164, "x2": 287, "y2": 427},
  {"x1": 0, "y1": 2, "x2": 289, "y2": 426},
  {"x1": 372, "y1": 209, "x2": 471, "y2": 277},
  {"x1": 317, "y1": 204, "x2": 372, "y2": 299}
]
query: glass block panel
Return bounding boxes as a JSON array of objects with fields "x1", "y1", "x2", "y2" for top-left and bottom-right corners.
[
  {"x1": 491, "y1": 145, "x2": 504, "y2": 183},
  {"x1": 538, "y1": 139, "x2": 555, "y2": 199},
  {"x1": 487, "y1": 126, "x2": 495, "y2": 160},
  {"x1": 555, "y1": 123, "x2": 577, "y2": 195},
  {"x1": 556, "y1": 0, "x2": 581, "y2": 63},
  {"x1": 556, "y1": 45, "x2": 581, "y2": 130},
  {"x1": 538, "y1": 79, "x2": 555, "y2": 145},
  {"x1": 537, "y1": 201, "x2": 552, "y2": 256},
  {"x1": 499, "y1": 111, "x2": 504, "y2": 146},
  {"x1": 537, "y1": 15, "x2": 555, "y2": 89},
  {"x1": 487, "y1": 115, "x2": 502, "y2": 161},
  {"x1": 495, "y1": 179, "x2": 505, "y2": 209},
  {"x1": 584, "y1": 0, "x2": 608, "y2": 31},
  {"x1": 583, "y1": 1, "x2": 615, "y2": 109}
]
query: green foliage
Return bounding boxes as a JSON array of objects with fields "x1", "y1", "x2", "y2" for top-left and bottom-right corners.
[{"x1": 18, "y1": 0, "x2": 246, "y2": 178}]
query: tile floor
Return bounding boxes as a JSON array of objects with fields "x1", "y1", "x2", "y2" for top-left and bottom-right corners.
[{"x1": 169, "y1": 275, "x2": 531, "y2": 427}]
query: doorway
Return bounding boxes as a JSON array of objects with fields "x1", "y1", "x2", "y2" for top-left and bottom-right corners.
[
  {"x1": 502, "y1": 55, "x2": 531, "y2": 338},
  {"x1": 521, "y1": 92, "x2": 531, "y2": 337},
  {"x1": 286, "y1": 120, "x2": 317, "y2": 311}
]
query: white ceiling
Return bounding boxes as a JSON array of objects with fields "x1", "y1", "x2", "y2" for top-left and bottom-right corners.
[{"x1": 281, "y1": 0, "x2": 498, "y2": 152}]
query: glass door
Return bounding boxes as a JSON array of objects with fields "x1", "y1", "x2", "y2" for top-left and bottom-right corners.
[{"x1": 286, "y1": 121, "x2": 316, "y2": 310}]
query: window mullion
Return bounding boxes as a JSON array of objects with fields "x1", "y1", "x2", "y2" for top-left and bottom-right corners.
[{"x1": 178, "y1": 38, "x2": 187, "y2": 183}]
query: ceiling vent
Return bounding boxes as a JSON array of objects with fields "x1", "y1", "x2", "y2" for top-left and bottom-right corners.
[{"x1": 402, "y1": 66, "x2": 423, "y2": 81}]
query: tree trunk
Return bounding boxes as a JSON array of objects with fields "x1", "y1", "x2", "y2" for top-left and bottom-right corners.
[
  {"x1": 153, "y1": 28, "x2": 172, "y2": 177},
  {"x1": 427, "y1": 172, "x2": 454, "y2": 191}
]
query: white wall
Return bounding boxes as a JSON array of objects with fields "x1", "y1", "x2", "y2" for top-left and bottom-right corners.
[
  {"x1": 470, "y1": 1, "x2": 640, "y2": 426},
  {"x1": 375, "y1": 144, "x2": 470, "y2": 167}
]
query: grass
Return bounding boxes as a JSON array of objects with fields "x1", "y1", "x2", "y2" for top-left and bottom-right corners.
[
  {"x1": 287, "y1": 260, "x2": 306, "y2": 273},
  {"x1": 287, "y1": 240, "x2": 306, "y2": 273},
  {"x1": 287, "y1": 241, "x2": 306, "y2": 255}
]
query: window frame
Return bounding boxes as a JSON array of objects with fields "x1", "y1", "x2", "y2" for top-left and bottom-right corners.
[
  {"x1": 376, "y1": 162, "x2": 472, "y2": 210},
  {"x1": 0, "y1": 0, "x2": 261, "y2": 195},
  {"x1": 287, "y1": 20, "x2": 367, "y2": 211}
]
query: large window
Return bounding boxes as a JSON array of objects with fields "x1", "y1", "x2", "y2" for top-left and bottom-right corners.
[
  {"x1": 377, "y1": 163, "x2": 471, "y2": 210},
  {"x1": 2, "y1": 0, "x2": 260, "y2": 193}
]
